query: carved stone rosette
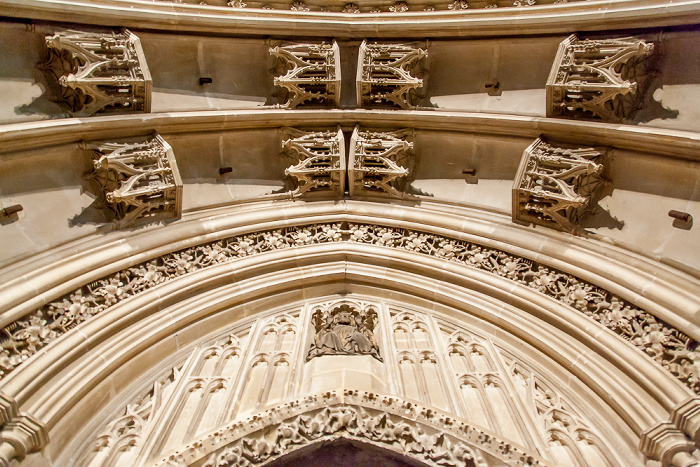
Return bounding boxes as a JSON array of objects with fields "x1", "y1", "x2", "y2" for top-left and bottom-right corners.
[
  {"x1": 83, "y1": 133, "x2": 183, "y2": 228},
  {"x1": 546, "y1": 34, "x2": 654, "y2": 122},
  {"x1": 512, "y1": 138, "x2": 606, "y2": 233},
  {"x1": 41, "y1": 29, "x2": 152, "y2": 117},
  {"x1": 283, "y1": 128, "x2": 346, "y2": 196},
  {"x1": 357, "y1": 40, "x2": 426, "y2": 109},
  {"x1": 307, "y1": 302, "x2": 382, "y2": 361},
  {"x1": 348, "y1": 127, "x2": 413, "y2": 198},
  {"x1": 270, "y1": 41, "x2": 341, "y2": 108}
]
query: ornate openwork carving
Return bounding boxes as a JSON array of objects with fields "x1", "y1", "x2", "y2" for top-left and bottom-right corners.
[
  {"x1": 82, "y1": 134, "x2": 183, "y2": 228},
  {"x1": 270, "y1": 41, "x2": 341, "y2": 108},
  {"x1": 282, "y1": 128, "x2": 346, "y2": 196},
  {"x1": 3, "y1": 223, "x2": 698, "y2": 395},
  {"x1": 512, "y1": 138, "x2": 606, "y2": 233},
  {"x1": 348, "y1": 127, "x2": 413, "y2": 198},
  {"x1": 307, "y1": 302, "x2": 381, "y2": 361},
  {"x1": 41, "y1": 29, "x2": 151, "y2": 117},
  {"x1": 157, "y1": 390, "x2": 545, "y2": 466},
  {"x1": 546, "y1": 34, "x2": 654, "y2": 122},
  {"x1": 357, "y1": 40, "x2": 426, "y2": 109}
]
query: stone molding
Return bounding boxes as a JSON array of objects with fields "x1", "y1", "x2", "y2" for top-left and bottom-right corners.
[
  {"x1": 154, "y1": 390, "x2": 548, "y2": 466},
  {"x1": 1, "y1": 0, "x2": 698, "y2": 38},
  {"x1": 2, "y1": 110, "x2": 700, "y2": 162},
  {"x1": 41, "y1": 29, "x2": 151, "y2": 117},
  {"x1": 1, "y1": 220, "x2": 697, "y2": 395}
]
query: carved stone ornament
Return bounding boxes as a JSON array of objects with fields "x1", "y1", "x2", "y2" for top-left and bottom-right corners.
[
  {"x1": 40, "y1": 29, "x2": 152, "y2": 117},
  {"x1": 512, "y1": 137, "x2": 606, "y2": 233},
  {"x1": 348, "y1": 127, "x2": 413, "y2": 198},
  {"x1": 546, "y1": 34, "x2": 654, "y2": 122},
  {"x1": 270, "y1": 41, "x2": 341, "y2": 108},
  {"x1": 156, "y1": 390, "x2": 546, "y2": 466},
  {"x1": 2, "y1": 223, "x2": 698, "y2": 395},
  {"x1": 82, "y1": 133, "x2": 183, "y2": 229},
  {"x1": 357, "y1": 40, "x2": 427, "y2": 109},
  {"x1": 307, "y1": 303, "x2": 382, "y2": 361},
  {"x1": 282, "y1": 128, "x2": 346, "y2": 196}
]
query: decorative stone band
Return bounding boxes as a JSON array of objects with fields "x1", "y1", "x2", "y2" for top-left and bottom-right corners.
[
  {"x1": 1, "y1": 223, "x2": 698, "y2": 395},
  {"x1": 154, "y1": 390, "x2": 548, "y2": 466}
]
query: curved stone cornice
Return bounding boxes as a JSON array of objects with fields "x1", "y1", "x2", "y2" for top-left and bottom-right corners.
[
  {"x1": 2, "y1": 0, "x2": 699, "y2": 37},
  {"x1": 156, "y1": 390, "x2": 548, "y2": 466},
  {"x1": 1, "y1": 110, "x2": 700, "y2": 161}
]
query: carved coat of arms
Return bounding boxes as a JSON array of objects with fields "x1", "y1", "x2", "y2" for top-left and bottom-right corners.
[{"x1": 307, "y1": 303, "x2": 382, "y2": 361}]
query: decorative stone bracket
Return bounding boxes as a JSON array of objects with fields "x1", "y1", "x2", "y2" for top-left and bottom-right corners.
[
  {"x1": 82, "y1": 133, "x2": 183, "y2": 229},
  {"x1": 283, "y1": 127, "x2": 414, "y2": 198},
  {"x1": 41, "y1": 29, "x2": 152, "y2": 117},
  {"x1": 270, "y1": 41, "x2": 342, "y2": 108},
  {"x1": 546, "y1": 34, "x2": 654, "y2": 122},
  {"x1": 357, "y1": 40, "x2": 427, "y2": 109},
  {"x1": 512, "y1": 137, "x2": 606, "y2": 233}
]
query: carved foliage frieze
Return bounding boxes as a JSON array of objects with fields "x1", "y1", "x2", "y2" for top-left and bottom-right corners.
[
  {"x1": 307, "y1": 302, "x2": 382, "y2": 361},
  {"x1": 82, "y1": 134, "x2": 183, "y2": 228},
  {"x1": 282, "y1": 128, "x2": 346, "y2": 196},
  {"x1": 348, "y1": 128, "x2": 413, "y2": 198},
  {"x1": 157, "y1": 390, "x2": 545, "y2": 466},
  {"x1": 512, "y1": 138, "x2": 606, "y2": 233},
  {"x1": 270, "y1": 41, "x2": 341, "y2": 108},
  {"x1": 546, "y1": 34, "x2": 654, "y2": 122},
  {"x1": 2, "y1": 223, "x2": 697, "y2": 396},
  {"x1": 41, "y1": 29, "x2": 152, "y2": 117},
  {"x1": 357, "y1": 40, "x2": 426, "y2": 109}
]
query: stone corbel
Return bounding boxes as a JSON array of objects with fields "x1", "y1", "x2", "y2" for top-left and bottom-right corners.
[
  {"x1": 0, "y1": 414, "x2": 49, "y2": 467},
  {"x1": 673, "y1": 397, "x2": 700, "y2": 446},
  {"x1": 641, "y1": 422, "x2": 698, "y2": 467}
]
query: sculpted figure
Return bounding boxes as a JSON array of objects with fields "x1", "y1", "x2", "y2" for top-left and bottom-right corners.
[{"x1": 307, "y1": 304, "x2": 382, "y2": 361}]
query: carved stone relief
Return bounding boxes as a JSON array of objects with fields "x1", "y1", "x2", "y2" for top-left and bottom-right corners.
[
  {"x1": 82, "y1": 133, "x2": 183, "y2": 228},
  {"x1": 307, "y1": 302, "x2": 381, "y2": 361},
  {"x1": 40, "y1": 29, "x2": 152, "y2": 117},
  {"x1": 2, "y1": 222, "x2": 698, "y2": 398},
  {"x1": 348, "y1": 127, "x2": 414, "y2": 198},
  {"x1": 357, "y1": 40, "x2": 426, "y2": 109},
  {"x1": 282, "y1": 128, "x2": 346, "y2": 196},
  {"x1": 546, "y1": 34, "x2": 654, "y2": 122},
  {"x1": 270, "y1": 41, "x2": 341, "y2": 108},
  {"x1": 512, "y1": 137, "x2": 606, "y2": 233}
]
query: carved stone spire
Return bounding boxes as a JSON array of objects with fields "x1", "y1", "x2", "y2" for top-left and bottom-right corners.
[
  {"x1": 270, "y1": 41, "x2": 341, "y2": 108},
  {"x1": 348, "y1": 127, "x2": 413, "y2": 198},
  {"x1": 357, "y1": 40, "x2": 426, "y2": 109},
  {"x1": 282, "y1": 128, "x2": 346, "y2": 196},
  {"x1": 82, "y1": 133, "x2": 182, "y2": 229},
  {"x1": 546, "y1": 34, "x2": 654, "y2": 122},
  {"x1": 41, "y1": 29, "x2": 151, "y2": 117},
  {"x1": 512, "y1": 138, "x2": 606, "y2": 233}
]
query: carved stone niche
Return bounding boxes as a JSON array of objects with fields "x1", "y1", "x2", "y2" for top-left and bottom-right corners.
[
  {"x1": 357, "y1": 40, "x2": 427, "y2": 109},
  {"x1": 307, "y1": 303, "x2": 382, "y2": 361},
  {"x1": 41, "y1": 29, "x2": 152, "y2": 117},
  {"x1": 348, "y1": 127, "x2": 414, "y2": 199},
  {"x1": 546, "y1": 34, "x2": 654, "y2": 122},
  {"x1": 82, "y1": 133, "x2": 182, "y2": 229},
  {"x1": 512, "y1": 137, "x2": 607, "y2": 233},
  {"x1": 282, "y1": 128, "x2": 346, "y2": 197},
  {"x1": 270, "y1": 41, "x2": 341, "y2": 108}
]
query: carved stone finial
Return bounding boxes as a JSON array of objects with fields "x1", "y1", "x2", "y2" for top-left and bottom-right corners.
[
  {"x1": 307, "y1": 303, "x2": 382, "y2": 361},
  {"x1": 357, "y1": 40, "x2": 427, "y2": 109},
  {"x1": 83, "y1": 133, "x2": 182, "y2": 228},
  {"x1": 546, "y1": 34, "x2": 654, "y2": 122},
  {"x1": 282, "y1": 128, "x2": 346, "y2": 197},
  {"x1": 348, "y1": 127, "x2": 413, "y2": 198},
  {"x1": 512, "y1": 137, "x2": 606, "y2": 233},
  {"x1": 270, "y1": 41, "x2": 341, "y2": 108},
  {"x1": 41, "y1": 29, "x2": 151, "y2": 117}
]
